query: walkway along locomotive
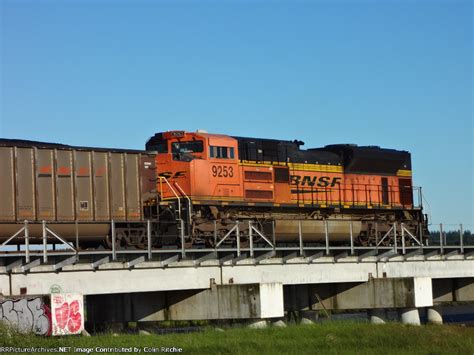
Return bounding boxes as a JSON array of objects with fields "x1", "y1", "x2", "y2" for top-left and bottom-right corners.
[{"x1": 0, "y1": 131, "x2": 427, "y2": 249}]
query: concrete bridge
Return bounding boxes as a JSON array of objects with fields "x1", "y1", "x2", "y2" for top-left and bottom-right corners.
[{"x1": 0, "y1": 221, "x2": 473, "y2": 331}]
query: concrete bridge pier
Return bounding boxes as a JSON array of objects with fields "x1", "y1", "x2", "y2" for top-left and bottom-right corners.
[
  {"x1": 368, "y1": 309, "x2": 387, "y2": 324},
  {"x1": 86, "y1": 282, "x2": 284, "y2": 326},
  {"x1": 398, "y1": 308, "x2": 421, "y2": 325},
  {"x1": 286, "y1": 277, "x2": 433, "y2": 324},
  {"x1": 426, "y1": 306, "x2": 443, "y2": 325}
]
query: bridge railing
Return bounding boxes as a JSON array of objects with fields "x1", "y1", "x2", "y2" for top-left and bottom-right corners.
[
  {"x1": 427, "y1": 223, "x2": 474, "y2": 254},
  {"x1": 0, "y1": 220, "x2": 472, "y2": 268}
]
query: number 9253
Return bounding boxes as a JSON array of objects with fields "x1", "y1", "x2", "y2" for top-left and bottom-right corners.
[{"x1": 212, "y1": 165, "x2": 234, "y2": 178}]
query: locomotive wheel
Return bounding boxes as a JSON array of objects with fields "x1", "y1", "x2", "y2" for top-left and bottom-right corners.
[{"x1": 105, "y1": 230, "x2": 127, "y2": 249}]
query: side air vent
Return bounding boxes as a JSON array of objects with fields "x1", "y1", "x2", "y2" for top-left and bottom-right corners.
[
  {"x1": 244, "y1": 171, "x2": 272, "y2": 181},
  {"x1": 245, "y1": 190, "x2": 273, "y2": 199}
]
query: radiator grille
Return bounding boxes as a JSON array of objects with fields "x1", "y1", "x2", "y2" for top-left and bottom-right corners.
[
  {"x1": 244, "y1": 171, "x2": 272, "y2": 181},
  {"x1": 245, "y1": 190, "x2": 273, "y2": 199}
]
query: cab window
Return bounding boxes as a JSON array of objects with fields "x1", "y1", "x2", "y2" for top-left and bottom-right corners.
[
  {"x1": 171, "y1": 141, "x2": 204, "y2": 154},
  {"x1": 210, "y1": 146, "x2": 234, "y2": 159},
  {"x1": 172, "y1": 141, "x2": 204, "y2": 161}
]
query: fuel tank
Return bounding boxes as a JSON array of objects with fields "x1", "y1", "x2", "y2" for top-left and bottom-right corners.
[{"x1": 268, "y1": 219, "x2": 362, "y2": 242}]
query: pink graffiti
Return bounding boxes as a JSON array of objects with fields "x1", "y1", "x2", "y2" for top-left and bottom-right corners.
[{"x1": 54, "y1": 300, "x2": 82, "y2": 333}]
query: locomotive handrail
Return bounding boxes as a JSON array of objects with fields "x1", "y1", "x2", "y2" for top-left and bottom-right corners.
[
  {"x1": 293, "y1": 184, "x2": 422, "y2": 209},
  {"x1": 158, "y1": 176, "x2": 182, "y2": 221},
  {"x1": 174, "y1": 182, "x2": 192, "y2": 228}
]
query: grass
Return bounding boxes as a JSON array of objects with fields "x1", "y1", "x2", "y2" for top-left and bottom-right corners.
[{"x1": 1, "y1": 322, "x2": 473, "y2": 354}]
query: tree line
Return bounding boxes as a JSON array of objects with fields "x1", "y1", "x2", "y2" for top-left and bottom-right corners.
[{"x1": 427, "y1": 229, "x2": 474, "y2": 246}]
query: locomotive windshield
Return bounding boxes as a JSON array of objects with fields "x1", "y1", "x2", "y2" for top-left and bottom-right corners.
[
  {"x1": 171, "y1": 141, "x2": 204, "y2": 161},
  {"x1": 171, "y1": 141, "x2": 204, "y2": 154}
]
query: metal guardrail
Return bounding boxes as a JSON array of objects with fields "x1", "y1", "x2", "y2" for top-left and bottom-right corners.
[{"x1": 0, "y1": 220, "x2": 472, "y2": 272}]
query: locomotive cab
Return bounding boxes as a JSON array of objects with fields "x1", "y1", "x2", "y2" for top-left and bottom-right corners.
[{"x1": 145, "y1": 130, "x2": 243, "y2": 202}]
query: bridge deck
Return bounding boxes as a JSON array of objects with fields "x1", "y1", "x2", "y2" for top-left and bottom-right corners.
[
  {"x1": 1, "y1": 220, "x2": 472, "y2": 297},
  {"x1": 0, "y1": 245, "x2": 473, "y2": 296}
]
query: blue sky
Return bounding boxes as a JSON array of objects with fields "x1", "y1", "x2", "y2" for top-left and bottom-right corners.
[{"x1": 1, "y1": 0, "x2": 472, "y2": 227}]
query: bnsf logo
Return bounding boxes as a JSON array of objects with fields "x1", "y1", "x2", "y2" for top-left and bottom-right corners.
[
  {"x1": 291, "y1": 175, "x2": 341, "y2": 187},
  {"x1": 158, "y1": 171, "x2": 186, "y2": 179}
]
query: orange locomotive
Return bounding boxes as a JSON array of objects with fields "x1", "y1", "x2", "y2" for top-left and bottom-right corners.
[{"x1": 146, "y1": 130, "x2": 426, "y2": 247}]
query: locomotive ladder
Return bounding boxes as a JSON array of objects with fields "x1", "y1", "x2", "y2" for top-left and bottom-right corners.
[
  {"x1": 158, "y1": 177, "x2": 193, "y2": 255},
  {"x1": 158, "y1": 177, "x2": 182, "y2": 221},
  {"x1": 157, "y1": 177, "x2": 192, "y2": 226},
  {"x1": 173, "y1": 182, "x2": 192, "y2": 232}
]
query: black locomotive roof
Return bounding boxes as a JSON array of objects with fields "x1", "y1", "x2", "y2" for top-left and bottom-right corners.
[
  {"x1": 320, "y1": 144, "x2": 411, "y2": 173},
  {"x1": 0, "y1": 138, "x2": 149, "y2": 154},
  {"x1": 233, "y1": 136, "x2": 342, "y2": 165},
  {"x1": 232, "y1": 136, "x2": 411, "y2": 173}
]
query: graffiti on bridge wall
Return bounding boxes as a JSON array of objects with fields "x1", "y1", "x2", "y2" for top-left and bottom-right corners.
[
  {"x1": 51, "y1": 293, "x2": 84, "y2": 336},
  {"x1": 0, "y1": 297, "x2": 51, "y2": 335}
]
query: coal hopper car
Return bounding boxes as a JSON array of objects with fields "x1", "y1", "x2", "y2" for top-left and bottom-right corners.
[{"x1": 0, "y1": 139, "x2": 156, "y2": 248}]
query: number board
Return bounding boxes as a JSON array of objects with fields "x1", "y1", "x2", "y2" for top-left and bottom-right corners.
[{"x1": 211, "y1": 165, "x2": 234, "y2": 178}]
